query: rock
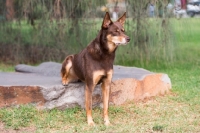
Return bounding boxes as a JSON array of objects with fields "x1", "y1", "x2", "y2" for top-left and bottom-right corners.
[
  {"x1": 0, "y1": 86, "x2": 45, "y2": 107},
  {"x1": 0, "y1": 62, "x2": 171, "y2": 109},
  {"x1": 15, "y1": 62, "x2": 61, "y2": 77}
]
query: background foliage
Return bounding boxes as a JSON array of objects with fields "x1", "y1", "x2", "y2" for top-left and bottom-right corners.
[{"x1": 0, "y1": 0, "x2": 174, "y2": 69}]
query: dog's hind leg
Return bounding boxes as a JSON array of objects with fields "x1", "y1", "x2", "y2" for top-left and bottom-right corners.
[{"x1": 61, "y1": 55, "x2": 73, "y2": 85}]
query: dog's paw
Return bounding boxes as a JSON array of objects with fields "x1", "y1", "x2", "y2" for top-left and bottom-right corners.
[
  {"x1": 104, "y1": 120, "x2": 110, "y2": 126},
  {"x1": 63, "y1": 83, "x2": 68, "y2": 86},
  {"x1": 62, "y1": 80, "x2": 69, "y2": 86},
  {"x1": 88, "y1": 120, "x2": 95, "y2": 126}
]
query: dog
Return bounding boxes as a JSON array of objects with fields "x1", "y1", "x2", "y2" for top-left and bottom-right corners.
[{"x1": 61, "y1": 12, "x2": 130, "y2": 126}]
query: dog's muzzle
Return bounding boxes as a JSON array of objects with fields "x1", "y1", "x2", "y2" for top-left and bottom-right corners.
[{"x1": 117, "y1": 36, "x2": 130, "y2": 45}]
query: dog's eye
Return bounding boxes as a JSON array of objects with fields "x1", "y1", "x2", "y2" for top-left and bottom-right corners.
[
  {"x1": 121, "y1": 29, "x2": 125, "y2": 32},
  {"x1": 116, "y1": 29, "x2": 120, "y2": 32}
]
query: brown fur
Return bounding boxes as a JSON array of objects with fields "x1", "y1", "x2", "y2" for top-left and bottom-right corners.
[
  {"x1": 61, "y1": 12, "x2": 130, "y2": 126},
  {"x1": 61, "y1": 55, "x2": 79, "y2": 85}
]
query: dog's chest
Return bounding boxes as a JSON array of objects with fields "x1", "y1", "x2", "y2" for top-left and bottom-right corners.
[{"x1": 92, "y1": 68, "x2": 113, "y2": 85}]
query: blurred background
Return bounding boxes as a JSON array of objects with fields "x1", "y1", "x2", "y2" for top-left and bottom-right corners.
[{"x1": 0, "y1": 0, "x2": 199, "y2": 69}]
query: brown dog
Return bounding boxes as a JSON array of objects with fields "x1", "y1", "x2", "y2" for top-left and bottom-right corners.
[{"x1": 61, "y1": 12, "x2": 130, "y2": 126}]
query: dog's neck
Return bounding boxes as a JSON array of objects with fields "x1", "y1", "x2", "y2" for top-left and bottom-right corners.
[
  {"x1": 87, "y1": 29, "x2": 116, "y2": 61},
  {"x1": 99, "y1": 29, "x2": 117, "y2": 53}
]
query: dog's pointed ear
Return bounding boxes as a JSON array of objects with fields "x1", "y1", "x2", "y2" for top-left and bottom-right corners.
[
  {"x1": 117, "y1": 12, "x2": 126, "y2": 27},
  {"x1": 102, "y1": 12, "x2": 112, "y2": 29}
]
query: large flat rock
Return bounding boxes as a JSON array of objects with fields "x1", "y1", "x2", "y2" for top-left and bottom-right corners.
[{"x1": 0, "y1": 62, "x2": 171, "y2": 109}]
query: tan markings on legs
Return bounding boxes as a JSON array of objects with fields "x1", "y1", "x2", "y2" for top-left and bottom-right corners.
[
  {"x1": 101, "y1": 70, "x2": 113, "y2": 126},
  {"x1": 85, "y1": 70, "x2": 105, "y2": 126},
  {"x1": 85, "y1": 83, "x2": 95, "y2": 126},
  {"x1": 64, "y1": 68, "x2": 79, "y2": 84},
  {"x1": 61, "y1": 56, "x2": 72, "y2": 85},
  {"x1": 62, "y1": 60, "x2": 72, "y2": 85},
  {"x1": 61, "y1": 55, "x2": 78, "y2": 85}
]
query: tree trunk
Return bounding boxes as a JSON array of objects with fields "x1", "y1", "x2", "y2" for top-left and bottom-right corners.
[{"x1": 6, "y1": 0, "x2": 14, "y2": 20}]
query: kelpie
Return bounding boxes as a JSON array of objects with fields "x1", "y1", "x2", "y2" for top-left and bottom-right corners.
[{"x1": 61, "y1": 12, "x2": 130, "y2": 126}]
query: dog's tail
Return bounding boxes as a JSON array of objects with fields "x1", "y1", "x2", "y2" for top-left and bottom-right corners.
[{"x1": 61, "y1": 55, "x2": 74, "y2": 78}]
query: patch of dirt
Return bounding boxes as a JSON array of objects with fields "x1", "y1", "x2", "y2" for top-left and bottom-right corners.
[{"x1": 0, "y1": 122, "x2": 36, "y2": 133}]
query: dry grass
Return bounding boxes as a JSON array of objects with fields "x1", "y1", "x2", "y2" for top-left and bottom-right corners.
[{"x1": 0, "y1": 94, "x2": 199, "y2": 132}]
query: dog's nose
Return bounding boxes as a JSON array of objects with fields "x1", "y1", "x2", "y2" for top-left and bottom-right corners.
[{"x1": 126, "y1": 37, "x2": 130, "y2": 42}]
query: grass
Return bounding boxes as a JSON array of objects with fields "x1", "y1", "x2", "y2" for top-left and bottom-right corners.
[
  {"x1": 0, "y1": 63, "x2": 15, "y2": 72},
  {"x1": 0, "y1": 18, "x2": 200, "y2": 132},
  {"x1": 0, "y1": 87, "x2": 199, "y2": 132}
]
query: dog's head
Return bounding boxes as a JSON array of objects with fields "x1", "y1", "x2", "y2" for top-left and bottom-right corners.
[{"x1": 102, "y1": 12, "x2": 130, "y2": 46}]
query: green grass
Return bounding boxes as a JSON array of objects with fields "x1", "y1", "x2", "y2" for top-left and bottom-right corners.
[
  {"x1": 0, "y1": 18, "x2": 200, "y2": 132},
  {"x1": 0, "y1": 63, "x2": 15, "y2": 72},
  {"x1": 171, "y1": 18, "x2": 200, "y2": 67}
]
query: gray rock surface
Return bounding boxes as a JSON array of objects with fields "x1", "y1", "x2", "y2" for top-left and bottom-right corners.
[{"x1": 0, "y1": 62, "x2": 171, "y2": 109}]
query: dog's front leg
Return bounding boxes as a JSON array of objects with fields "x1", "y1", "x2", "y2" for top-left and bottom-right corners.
[
  {"x1": 85, "y1": 83, "x2": 95, "y2": 126},
  {"x1": 101, "y1": 75, "x2": 112, "y2": 126}
]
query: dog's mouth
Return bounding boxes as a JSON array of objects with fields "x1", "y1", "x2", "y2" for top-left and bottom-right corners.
[{"x1": 115, "y1": 42, "x2": 128, "y2": 45}]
